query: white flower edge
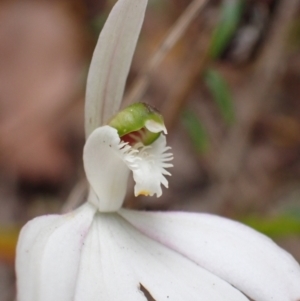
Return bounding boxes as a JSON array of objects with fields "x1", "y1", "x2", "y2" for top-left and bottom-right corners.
[
  {"x1": 16, "y1": 203, "x2": 96, "y2": 301},
  {"x1": 83, "y1": 126, "x2": 173, "y2": 211},
  {"x1": 16, "y1": 204, "x2": 250, "y2": 301},
  {"x1": 85, "y1": 0, "x2": 148, "y2": 137},
  {"x1": 119, "y1": 209, "x2": 300, "y2": 301}
]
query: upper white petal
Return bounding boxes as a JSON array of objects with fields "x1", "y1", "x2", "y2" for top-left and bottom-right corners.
[
  {"x1": 16, "y1": 203, "x2": 96, "y2": 301},
  {"x1": 75, "y1": 212, "x2": 249, "y2": 301},
  {"x1": 83, "y1": 126, "x2": 130, "y2": 212},
  {"x1": 119, "y1": 209, "x2": 300, "y2": 301},
  {"x1": 85, "y1": 0, "x2": 148, "y2": 137}
]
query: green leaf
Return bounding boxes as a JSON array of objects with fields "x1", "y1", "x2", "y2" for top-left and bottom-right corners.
[
  {"x1": 209, "y1": 0, "x2": 245, "y2": 59},
  {"x1": 182, "y1": 110, "x2": 209, "y2": 154},
  {"x1": 243, "y1": 214, "x2": 300, "y2": 238},
  {"x1": 91, "y1": 13, "x2": 108, "y2": 36},
  {"x1": 204, "y1": 68, "x2": 235, "y2": 124}
]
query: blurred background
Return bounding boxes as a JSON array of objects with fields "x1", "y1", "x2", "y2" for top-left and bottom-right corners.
[{"x1": 1, "y1": 0, "x2": 300, "y2": 299}]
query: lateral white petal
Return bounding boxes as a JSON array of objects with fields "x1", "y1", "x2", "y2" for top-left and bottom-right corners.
[
  {"x1": 16, "y1": 203, "x2": 96, "y2": 301},
  {"x1": 85, "y1": 0, "x2": 148, "y2": 137},
  {"x1": 73, "y1": 213, "x2": 146, "y2": 301},
  {"x1": 120, "y1": 210, "x2": 300, "y2": 301},
  {"x1": 81, "y1": 213, "x2": 249, "y2": 301},
  {"x1": 84, "y1": 126, "x2": 130, "y2": 212}
]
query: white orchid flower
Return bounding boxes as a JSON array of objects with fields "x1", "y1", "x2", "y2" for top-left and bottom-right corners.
[{"x1": 16, "y1": 0, "x2": 300, "y2": 301}]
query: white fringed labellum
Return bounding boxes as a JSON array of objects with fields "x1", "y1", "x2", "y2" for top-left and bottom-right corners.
[{"x1": 83, "y1": 102, "x2": 173, "y2": 212}]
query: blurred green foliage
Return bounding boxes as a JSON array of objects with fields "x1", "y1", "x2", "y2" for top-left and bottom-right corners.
[
  {"x1": 182, "y1": 110, "x2": 209, "y2": 154},
  {"x1": 91, "y1": 12, "x2": 108, "y2": 35},
  {"x1": 285, "y1": 207, "x2": 300, "y2": 220},
  {"x1": 243, "y1": 214, "x2": 300, "y2": 238},
  {"x1": 209, "y1": 0, "x2": 245, "y2": 59},
  {"x1": 204, "y1": 68, "x2": 235, "y2": 124},
  {"x1": 288, "y1": 19, "x2": 300, "y2": 50}
]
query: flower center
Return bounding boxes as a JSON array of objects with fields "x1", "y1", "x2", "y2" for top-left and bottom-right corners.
[{"x1": 108, "y1": 102, "x2": 167, "y2": 145}]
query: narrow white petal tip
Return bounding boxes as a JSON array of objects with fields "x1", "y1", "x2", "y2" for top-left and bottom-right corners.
[
  {"x1": 85, "y1": 0, "x2": 148, "y2": 136},
  {"x1": 145, "y1": 120, "x2": 167, "y2": 134}
]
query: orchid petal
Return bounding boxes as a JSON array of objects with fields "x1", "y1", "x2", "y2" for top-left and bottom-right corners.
[
  {"x1": 83, "y1": 126, "x2": 130, "y2": 212},
  {"x1": 129, "y1": 135, "x2": 173, "y2": 197},
  {"x1": 77, "y1": 213, "x2": 249, "y2": 301},
  {"x1": 16, "y1": 203, "x2": 96, "y2": 301},
  {"x1": 85, "y1": 0, "x2": 148, "y2": 137},
  {"x1": 73, "y1": 214, "x2": 146, "y2": 301},
  {"x1": 120, "y1": 210, "x2": 300, "y2": 301}
]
